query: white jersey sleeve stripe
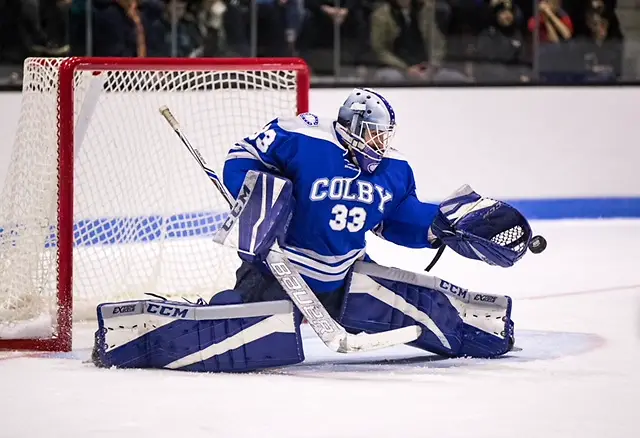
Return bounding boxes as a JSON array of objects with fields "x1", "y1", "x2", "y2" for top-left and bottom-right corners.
[
  {"x1": 229, "y1": 141, "x2": 278, "y2": 171},
  {"x1": 288, "y1": 261, "x2": 352, "y2": 283},
  {"x1": 283, "y1": 248, "x2": 362, "y2": 275},
  {"x1": 284, "y1": 245, "x2": 365, "y2": 265},
  {"x1": 225, "y1": 150, "x2": 257, "y2": 161}
]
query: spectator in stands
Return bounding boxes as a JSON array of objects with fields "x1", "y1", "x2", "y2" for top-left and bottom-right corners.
[
  {"x1": 371, "y1": 0, "x2": 467, "y2": 81},
  {"x1": 493, "y1": 0, "x2": 522, "y2": 33},
  {"x1": 196, "y1": 0, "x2": 250, "y2": 57},
  {"x1": 580, "y1": 0, "x2": 623, "y2": 78},
  {"x1": 536, "y1": 0, "x2": 624, "y2": 82},
  {"x1": 158, "y1": 0, "x2": 202, "y2": 57},
  {"x1": 43, "y1": 0, "x2": 72, "y2": 53},
  {"x1": 439, "y1": 0, "x2": 490, "y2": 36},
  {"x1": 528, "y1": 0, "x2": 573, "y2": 43},
  {"x1": 252, "y1": 0, "x2": 303, "y2": 56},
  {"x1": 1, "y1": 0, "x2": 69, "y2": 57},
  {"x1": 583, "y1": 0, "x2": 622, "y2": 45},
  {"x1": 77, "y1": 0, "x2": 168, "y2": 57},
  {"x1": 475, "y1": 0, "x2": 524, "y2": 64},
  {"x1": 301, "y1": 0, "x2": 369, "y2": 60}
]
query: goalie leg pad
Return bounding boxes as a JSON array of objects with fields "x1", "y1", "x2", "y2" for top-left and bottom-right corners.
[
  {"x1": 92, "y1": 294, "x2": 304, "y2": 372},
  {"x1": 339, "y1": 261, "x2": 514, "y2": 358}
]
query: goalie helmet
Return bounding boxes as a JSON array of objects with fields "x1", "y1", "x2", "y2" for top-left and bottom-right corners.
[{"x1": 335, "y1": 88, "x2": 396, "y2": 174}]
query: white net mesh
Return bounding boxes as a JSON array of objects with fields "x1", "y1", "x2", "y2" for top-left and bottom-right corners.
[{"x1": 0, "y1": 58, "x2": 301, "y2": 340}]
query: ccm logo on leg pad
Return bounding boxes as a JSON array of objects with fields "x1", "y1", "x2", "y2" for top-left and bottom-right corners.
[
  {"x1": 473, "y1": 294, "x2": 497, "y2": 303},
  {"x1": 146, "y1": 303, "x2": 189, "y2": 318}
]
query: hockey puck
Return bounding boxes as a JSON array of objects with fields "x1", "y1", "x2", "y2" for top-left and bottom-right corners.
[{"x1": 528, "y1": 235, "x2": 547, "y2": 254}]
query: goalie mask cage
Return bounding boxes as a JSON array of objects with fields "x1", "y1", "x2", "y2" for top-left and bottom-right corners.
[{"x1": 0, "y1": 57, "x2": 310, "y2": 352}]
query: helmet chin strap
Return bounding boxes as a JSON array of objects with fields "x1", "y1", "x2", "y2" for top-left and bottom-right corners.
[
  {"x1": 335, "y1": 121, "x2": 361, "y2": 153},
  {"x1": 346, "y1": 150, "x2": 362, "y2": 181},
  {"x1": 334, "y1": 121, "x2": 365, "y2": 180},
  {"x1": 348, "y1": 148, "x2": 358, "y2": 166}
]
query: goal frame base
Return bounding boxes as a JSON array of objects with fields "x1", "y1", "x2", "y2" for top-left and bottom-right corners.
[{"x1": 0, "y1": 336, "x2": 72, "y2": 352}]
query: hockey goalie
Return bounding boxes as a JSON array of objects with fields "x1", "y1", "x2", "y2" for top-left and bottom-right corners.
[{"x1": 91, "y1": 88, "x2": 540, "y2": 372}]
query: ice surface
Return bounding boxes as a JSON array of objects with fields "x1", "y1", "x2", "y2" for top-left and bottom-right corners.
[
  {"x1": 1, "y1": 219, "x2": 639, "y2": 438},
  {"x1": 0, "y1": 314, "x2": 53, "y2": 339}
]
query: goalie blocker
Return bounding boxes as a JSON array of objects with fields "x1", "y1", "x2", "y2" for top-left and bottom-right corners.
[{"x1": 92, "y1": 171, "x2": 515, "y2": 372}]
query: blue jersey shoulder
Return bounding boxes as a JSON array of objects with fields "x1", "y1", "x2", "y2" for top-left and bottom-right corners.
[
  {"x1": 274, "y1": 114, "x2": 345, "y2": 152},
  {"x1": 377, "y1": 148, "x2": 417, "y2": 196},
  {"x1": 229, "y1": 113, "x2": 343, "y2": 172}
]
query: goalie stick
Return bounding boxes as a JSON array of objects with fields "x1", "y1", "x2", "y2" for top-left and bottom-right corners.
[{"x1": 158, "y1": 105, "x2": 422, "y2": 353}]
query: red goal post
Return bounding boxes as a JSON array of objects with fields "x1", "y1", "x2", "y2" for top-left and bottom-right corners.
[{"x1": 0, "y1": 57, "x2": 310, "y2": 352}]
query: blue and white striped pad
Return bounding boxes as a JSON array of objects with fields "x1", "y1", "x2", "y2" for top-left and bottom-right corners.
[
  {"x1": 94, "y1": 299, "x2": 304, "y2": 372},
  {"x1": 339, "y1": 261, "x2": 514, "y2": 358}
]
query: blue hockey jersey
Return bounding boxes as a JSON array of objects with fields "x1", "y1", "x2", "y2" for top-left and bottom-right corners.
[{"x1": 223, "y1": 113, "x2": 439, "y2": 293}]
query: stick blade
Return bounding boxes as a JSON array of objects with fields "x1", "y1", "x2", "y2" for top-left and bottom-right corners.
[{"x1": 336, "y1": 325, "x2": 422, "y2": 353}]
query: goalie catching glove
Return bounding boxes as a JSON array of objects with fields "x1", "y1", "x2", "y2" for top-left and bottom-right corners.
[{"x1": 429, "y1": 185, "x2": 532, "y2": 267}]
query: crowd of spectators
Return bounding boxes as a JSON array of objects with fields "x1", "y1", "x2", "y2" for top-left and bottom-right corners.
[{"x1": 0, "y1": 0, "x2": 627, "y2": 83}]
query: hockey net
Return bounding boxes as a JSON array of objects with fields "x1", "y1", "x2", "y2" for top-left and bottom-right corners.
[{"x1": 0, "y1": 57, "x2": 309, "y2": 351}]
